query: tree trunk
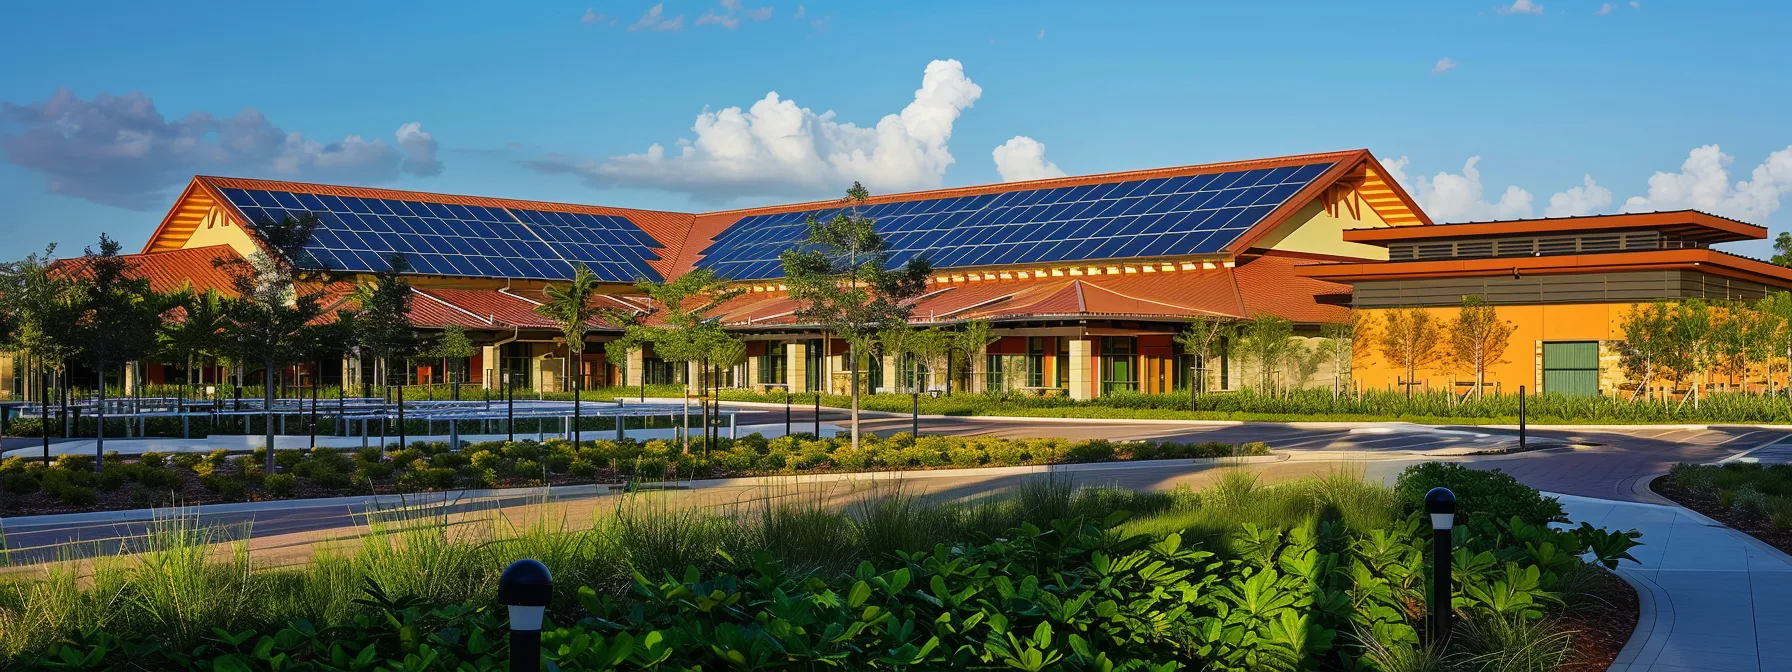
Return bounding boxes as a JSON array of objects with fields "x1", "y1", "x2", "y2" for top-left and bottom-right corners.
[
  {"x1": 849, "y1": 342, "x2": 861, "y2": 450},
  {"x1": 265, "y1": 354, "x2": 277, "y2": 474},
  {"x1": 95, "y1": 357, "x2": 106, "y2": 473}
]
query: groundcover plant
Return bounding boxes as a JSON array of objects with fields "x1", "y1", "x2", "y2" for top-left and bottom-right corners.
[
  {"x1": 0, "y1": 464, "x2": 1639, "y2": 671},
  {"x1": 0, "y1": 434, "x2": 1267, "y2": 514}
]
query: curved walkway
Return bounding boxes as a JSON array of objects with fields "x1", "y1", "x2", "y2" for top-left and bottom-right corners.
[{"x1": 1554, "y1": 493, "x2": 1792, "y2": 672}]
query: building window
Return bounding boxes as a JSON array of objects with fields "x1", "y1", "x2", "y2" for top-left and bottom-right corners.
[
  {"x1": 500, "y1": 342, "x2": 532, "y2": 390},
  {"x1": 806, "y1": 339, "x2": 825, "y2": 392},
  {"x1": 901, "y1": 353, "x2": 931, "y2": 392},
  {"x1": 759, "y1": 343, "x2": 788, "y2": 386},
  {"x1": 1173, "y1": 354, "x2": 1204, "y2": 392},
  {"x1": 986, "y1": 354, "x2": 1005, "y2": 392},
  {"x1": 1099, "y1": 336, "x2": 1138, "y2": 394},
  {"x1": 1027, "y1": 337, "x2": 1046, "y2": 388},
  {"x1": 642, "y1": 357, "x2": 683, "y2": 386}
]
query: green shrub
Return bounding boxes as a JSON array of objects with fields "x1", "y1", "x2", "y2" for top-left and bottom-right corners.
[
  {"x1": 171, "y1": 452, "x2": 204, "y2": 470},
  {"x1": 1732, "y1": 486, "x2": 1770, "y2": 518},
  {"x1": 139, "y1": 452, "x2": 167, "y2": 469},
  {"x1": 1394, "y1": 462, "x2": 1566, "y2": 528},
  {"x1": 136, "y1": 467, "x2": 183, "y2": 491},
  {"x1": 261, "y1": 474, "x2": 297, "y2": 498},
  {"x1": 57, "y1": 486, "x2": 97, "y2": 506},
  {"x1": 97, "y1": 469, "x2": 129, "y2": 492},
  {"x1": 54, "y1": 454, "x2": 93, "y2": 472},
  {"x1": 1, "y1": 472, "x2": 41, "y2": 495}
]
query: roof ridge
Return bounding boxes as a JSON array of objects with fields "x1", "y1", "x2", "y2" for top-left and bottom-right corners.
[
  {"x1": 194, "y1": 175, "x2": 693, "y2": 217},
  {"x1": 1081, "y1": 280, "x2": 1231, "y2": 316}
]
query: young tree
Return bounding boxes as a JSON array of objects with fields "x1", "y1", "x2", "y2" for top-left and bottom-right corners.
[
  {"x1": 1669, "y1": 299, "x2": 1715, "y2": 408},
  {"x1": 1236, "y1": 313, "x2": 1293, "y2": 393},
  {"x1": 1320, "y1": 311, "x2": 1367, "y2": 400},
  {"x1": 536, "y1": 264, "x2": 605, "y2": 446},
  {"x1": 1285, "y1": 340, "x2": 1327, "y2": 390},
  {"x1": 877, "y1": 325, "x2": 922, "y2": 394},
  {"x1": 631, "y1": 268, "x2": 744, "y2": 451},
  {"x1": 160, "y1": 287, "x2": 230, "y2": 401},
  {"x1": 216, "y1": 213, "x2": 334, "y2": 475},
  {"x1": 1445, "y1": 295, "x2": 1515, "y2": 400},
  {"x1": 1773, "y1": 232, "x2": 1792, "y2": 268},
  {"x1": 952, "y1": 319, "x2": 999, "y2": 393},
  {"x1": 1757, "y1": 292, "x2": 1792, "y2": 401},
  {"x1": 781, "y1": 183, "x2": 931, "y2": 449},
  {"x1": 0, "y1": 246, "x2": 83, "y2": 405},
  {"x1": 425, "y1": 324, "x2": 477, "y2": 400},
  {"x1": 70, "y1": 235, "x2": 165, "y2": 471},
  {"x1": 1175, "y1": 316, "x2": 1233, "y2": 396},
  {"x1": 351, "y1": 255, "x2": 419, "y2": 396},
  {"x1": 1618, "y1": 301, "x2": 1676, "y2": 402},
  {"x1": 1377, "y1": 307, "x2": 1443, "y2": 396}
]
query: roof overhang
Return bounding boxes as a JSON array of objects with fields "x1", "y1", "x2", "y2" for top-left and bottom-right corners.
[
  {"x1": 1295, "y1": 248, "x2": 1792, "y2": 290},
  {"x1": 1340, "y1": 210, "x2": 1764, "y2": 245}
]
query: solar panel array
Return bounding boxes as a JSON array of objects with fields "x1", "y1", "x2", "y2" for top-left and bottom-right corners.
[
  {"x1": 217, "y1": 188, "x2": 664, "y2": 282},
  {"x1": 695, "y1": 162, "x2": 1336, "y2": 280}
]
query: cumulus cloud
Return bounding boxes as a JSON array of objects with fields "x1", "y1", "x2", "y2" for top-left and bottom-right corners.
[
  {"x1": 696, "y1": 0, "x2": 771, "y2": 29},
  {"x1": 521, "y1": 59, "x2": 984, "y2": 202},
  {"x1": 1432, "y1": 58, "x2": 1457, "y2": 74},
  {"x1": 1382, "y1": 156, "x2": 1534, "y2": 222},
  {"x1": 1037, "y1": 29, "x2": 1045, "y2": 40},
  {"x1": 1544, "y1": 175, "x2": 1612, "y2": 217},
  {"x1": 793, "y1": 4, "x2": 805, "y2": 19},
  {"x1": 628, "y1": 4, "x2": 683, "y2": 31},
  {"x1": 992, "y1": 136, "x2": 1066, "y2": 182},
  {"x1": 0, "y1": 89, "x2": 442, "y2": 210},
  {"x1": 1621, "y1": 145, "x2": 1792, "y2": 224},
  {"x1": 580, "y1": 8, "x2": 606, "y2": 24},
  {"x1": 1497, "y1": 0, "x2": 1543, "y2": 14},
  {"x1": 1596, "y1": 3, "x2": 1614, "y2": 14}
]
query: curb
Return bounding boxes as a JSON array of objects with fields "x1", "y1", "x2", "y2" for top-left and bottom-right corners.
[{"x1": 1608, "y1": 567, "x2": 1668, "y2": 672}]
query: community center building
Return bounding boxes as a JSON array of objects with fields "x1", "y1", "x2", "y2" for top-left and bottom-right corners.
[{"x1": 6, "y1": 148, "x2": 1790, "y2": 400}]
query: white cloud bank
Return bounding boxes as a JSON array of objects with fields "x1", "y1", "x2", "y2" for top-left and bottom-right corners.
[
  {"x1": 1383, "y1": 144, "x2": 1792, "y2": 225},
  {"x1": 992, "y1": 136, "x2": 1066, "y2": 182},
  {"x1": 523, "y1": 59, "x2": 984, "y2": 202},
  {"x1": 0, "y1": 89, "x2": 442, "y2": 210}
]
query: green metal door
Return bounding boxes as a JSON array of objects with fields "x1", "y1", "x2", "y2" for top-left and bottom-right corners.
[{"x1": 1542, "y1": 341, "x2": 1599, "y2": 397}]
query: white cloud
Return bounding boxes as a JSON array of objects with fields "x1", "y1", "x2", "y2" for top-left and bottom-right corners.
[
  {"x1": 992, "y1": 136, "x2": 1066, "y2": 182},
  {"x1": 793, "y1": 4, "x2": 805, "y2": 19},
  {"x1": 1432, "y1": 57, "x2": 1458, "y2": 74},
  {"x1": 1496, "y1": 0, "x2": 1543, "y2": 14},
  {"x1": 395, "y1": 122, "x2": 443, "y2": 177},
  {"x1": 580, "y1": 8, "x2": 606, "y2": 24},
  {"x1": 1381, "y1": 156, "x2": 1534, "y2": 222},
  {"x1": 1544, "y1": 175, "x2": 1612, "y2": 217},
  {"x1": 0, "y1": 89, "x2": 442, "y2": 210},
  {"x1": 522, "y1": 60, "x2": 984, "y2": 202},
  {"x1": 1036, "y1": 29, "x2": 1045, "y2": 40},
  {"x1": 1621, "y1": 145, "x2": 1792, "y2": 225},
  {"x1": 1596, "y1": 3, "x2": 1614, "y2": 14},
  {"x1": 697, "y1": 0, "x2": 771, "y2": 29},
  {"x1": 628, "y1": 4, "x2": 683, "y2": 31}
]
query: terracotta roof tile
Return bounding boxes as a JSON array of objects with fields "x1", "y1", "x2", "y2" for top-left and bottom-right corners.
[
  {"x1": 55, "y1": 245, "x2": 245, "y2": 297},
  {"x1": 1236, "y1": 255, "x2": 1351, "y2": 323}
]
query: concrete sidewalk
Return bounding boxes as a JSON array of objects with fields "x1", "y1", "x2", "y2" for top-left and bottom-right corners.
[{"x1": 1552, "y1": 493, "x2": 1792, "y2": 672}]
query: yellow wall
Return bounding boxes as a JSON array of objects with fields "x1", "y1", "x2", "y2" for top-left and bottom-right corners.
[
  {"x1": 1353, "y1": 302, "x2": 1641, "y2": 394},
  {"x1": 1253, "y1": 199, "x2": 1392, "y2": 261},
  {"x1": 180, "y1": 206, "x2": 262, "y2": 258}
]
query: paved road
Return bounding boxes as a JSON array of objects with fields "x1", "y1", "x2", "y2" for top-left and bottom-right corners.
[{"x1": 3, "y1": 412, "x2": 1783, "y2": 568}]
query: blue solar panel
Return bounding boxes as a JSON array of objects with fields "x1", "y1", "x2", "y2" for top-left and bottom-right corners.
[
  {"x1": 217, "y1": 189, "x2": 664, "y2": 283},
  {"x1": 694, "y1": 161, "x2": 1335, "y2": 280}
]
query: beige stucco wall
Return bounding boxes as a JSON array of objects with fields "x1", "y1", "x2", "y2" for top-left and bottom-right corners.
[{"x1": 1253, "y1": 200, "x2": 1392, "y2": 261}]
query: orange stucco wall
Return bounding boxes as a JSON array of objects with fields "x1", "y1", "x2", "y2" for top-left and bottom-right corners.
[{"x1": 1354, "y1": 302, "x2": 1642, "y2": 394}]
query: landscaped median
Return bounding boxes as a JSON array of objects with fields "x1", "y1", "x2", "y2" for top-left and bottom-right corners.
[
  {"x1": 0, "y1": 434, "x2": 1267, "y2": 517},
  {"x1": 0, "y1": 461, "x2": 1641, "y2": 671},
  {"x1": 1651, "y1": 461, "x2": 1792, "y2": 555}
]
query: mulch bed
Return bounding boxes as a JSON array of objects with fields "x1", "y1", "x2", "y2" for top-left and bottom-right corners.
[
  {"x1": 1556, "y1": 565, "x2": 1640, "y2": 672},
  {"x1": 1653, "y1": 478, "x2": 1792, "y2": 556}
]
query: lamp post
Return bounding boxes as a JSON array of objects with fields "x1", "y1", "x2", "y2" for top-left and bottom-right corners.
[
  {"x1": 812, "y1": 391, "x2": 820, "y2": 437},
  {"x1": 497, "y1": 558, "x2": 553, "y2": 672},
  {"x1": 1425, "y1": 487, "x2": 1457, "y2": 647}
]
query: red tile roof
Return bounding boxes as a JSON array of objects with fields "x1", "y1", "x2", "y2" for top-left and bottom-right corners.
[{"x1": 54, "y1": 245, "x2": 245, "y2": 297}]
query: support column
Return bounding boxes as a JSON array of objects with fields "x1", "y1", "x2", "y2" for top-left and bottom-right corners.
[
  {"x1": 1069, "y1": 338, "x2": 1093, "y2": 400},
  {"x1": 746, "y1": 355, "x2": 762, "y2": 389},
  {"x1": 480, "y1": 346, "x2": 501, "y2": 390},
  {"x1": 686, "y1": 361, "x2": 702, "y2": 395},
  {"x1": 882, "y1": 356, "x2": 898, "y2": 394},
  {"x1": 786, "y1": 342, "x2": 808, "y2": 394},
  {"x1": 123, "y1": 361, "x2": 139, "y2": 396},
  {"x1": 626, "y1": 349, "x2": 644, "y2": 388},
  {"x1": 829, "y1": 353, "x2": 846, "y2": 395}
]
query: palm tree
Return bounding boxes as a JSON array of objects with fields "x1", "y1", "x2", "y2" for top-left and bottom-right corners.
[
  {"x1": 536, "y1": 265, "x2": 604, "y2": 446},
  {"x1": 161, "y1": 287, "x2": 229, "y2": 404}
]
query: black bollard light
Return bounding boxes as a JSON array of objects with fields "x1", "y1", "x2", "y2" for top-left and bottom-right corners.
[
  {"x1": 813, "y1": 391, "x2": 820, "y2": 437},
  {"x1": 498, "y1": 558, "x2": 553, "y2": 672},
  {"x1": 1425, "y1": 487, "x2": 1457, "y2": 647},
  {"x1": 1518, "y1": 385, "x2": 1527, "y2": 451},
  {"x1": 784, "y1": 390, "x2": 791, "y2": 438}
]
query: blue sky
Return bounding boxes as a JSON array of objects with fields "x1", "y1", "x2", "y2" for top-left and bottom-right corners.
[{"x1": 3, "y1": 0, "x2": 1789, "y2": 258}]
